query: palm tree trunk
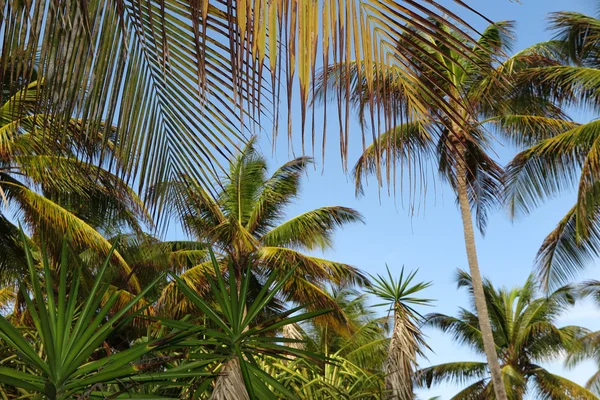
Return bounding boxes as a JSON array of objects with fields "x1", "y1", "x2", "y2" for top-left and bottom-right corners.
[
  {"x1": 456, "y1": 160, "x2": 508, "y2": 400},
  {"x1": 385, "y1": 309, "x2": 416, "y2": 400},
  {"x1": 211, "y1": 357, "x2": 250, "y2": 400}
]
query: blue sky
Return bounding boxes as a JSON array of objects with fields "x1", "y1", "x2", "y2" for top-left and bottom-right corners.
[{"x1": 167, "y1": 0, "x2": 600, "y2": 397}]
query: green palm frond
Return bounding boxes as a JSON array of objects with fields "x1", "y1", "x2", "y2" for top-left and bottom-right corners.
[
  {"x1": 258, "y1": 246, "x2": 366, "y2": 287},
  {"x1": 531, "y1": 366, "x2": 598, "y2": 399},
  {"x1": 247, "y1": 157, "x2": 310, "y2": 235},
  {"x1": 487, "y1": 115, "x2": 577, "y2": 147},
  {"x1": 6, "y1": 183, "x2": 140, "y2": 292},
  {"x1": 535, "y1": 206, "x2": 600, "y2": 288},
  {"x1": 523, "y1": 65, "x2": 600, "y2": 108},
  {"x1": 549, "y1": 11, "x2": 600, "y2": 66},
  {"x1": 504, "y1": 121, "x2": 599, "y2": 218},
  {"x1": 261, "y1": 207, "x2": 364, "y2": 251},
  {"x1": 352, "y1": 121, "x2": 437, "y2": 197},
  {"x1": 416, "y1": 362, "x2": 488, "y2": 388}
]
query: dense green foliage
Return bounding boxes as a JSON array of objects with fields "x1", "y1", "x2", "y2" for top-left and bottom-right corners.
[
  {"x1": 3, "y1": 3, "x2": 600, "y2": 400},
  {"x1": 418, "y1": 271, "x2": 595, "y2": 399}
]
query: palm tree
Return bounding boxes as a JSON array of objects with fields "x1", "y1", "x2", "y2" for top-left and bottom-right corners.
[
  {"x1": 417, "y1": 271, "x2": 595, "y2": 399},
  {"x1": 2, "y1": 0, "x2": 498, "y2": 215},
  {"x1": 316, "y1": 21, "x2": 564, "y2": 400},
  {"x1": 505, "y1": 10, "x2": 600, "y2": 288},
  {"x1": 0, "y1": 79, "x2": 150, "y2": 293},
  {"x1": 366, "y1": 267, "x2": 432, "y2": 400},
  {"x1": 259, "y1": 287, "x2": 389, "y2": 399},
  {"x1": 157, "y1": 138, "x2": 366, "y2": 329},
  {"x1": 565, "y1": 280, "x2": 600, "y2": 395}
]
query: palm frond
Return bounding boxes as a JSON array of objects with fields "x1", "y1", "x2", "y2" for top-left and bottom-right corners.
[
  {"x1": 352, "y1": 121, "x2": 436, "y2": 198},
  {"x1": 261, "y1": 206, "x2": 364, "y2": 251},
  {"x1": 246, "y1": 157, "x2": 310, "y2": 235},
  {"x1": 535, "y1": 206, "x2": 600, "y2": 289},
  {"x1": 6, "y1": 182, "x2": 140, "y2": 291},
  {"x1": 416, "y1": 362, "x2": 488, "y2": 388},
  {"x1": 257, "y1": 246, "x2": 367, "y2": 287},
  {"x1": 504, "y1": 121, "x2": 600, "y2": 218},
  {"x1": 531, "y1": 366, "x2": 598, "y2": 399}
]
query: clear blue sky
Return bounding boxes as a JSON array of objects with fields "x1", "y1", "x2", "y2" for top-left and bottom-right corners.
[{"x1": 168, "y1": 0, "x2": 600, "y2": 397}]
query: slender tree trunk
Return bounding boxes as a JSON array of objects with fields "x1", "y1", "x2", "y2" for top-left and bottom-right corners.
[
  {"x1": 456, "y1": 160, "x2": 508, "y2": 400},
  {"x1": 211, "y1": 357, "x2": 250, "y2": 400}
]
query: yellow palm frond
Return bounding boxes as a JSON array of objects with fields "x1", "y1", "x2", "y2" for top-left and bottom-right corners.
[
  {"x1": 5, "y1": 182, "x2": 140, "y2": 292},
  {"x1": 257, "y1": 246, "x2": 367, "y2": 287}
]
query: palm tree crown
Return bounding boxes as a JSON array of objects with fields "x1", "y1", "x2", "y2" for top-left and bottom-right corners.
[
  {"x1": 159, "y1": 138, "x2": 366, "y2": 328},
  {"x1": 505, "y1": 10, "x2": 600, "y2": 288},
  {"x1": 418, "y1": 271, "x2": 595, "y2": 399}
]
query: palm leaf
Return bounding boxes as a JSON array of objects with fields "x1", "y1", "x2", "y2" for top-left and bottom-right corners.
[
  {"x1": 2, "y1": 0, "x2": 495, "y2": 201},
  {"x1": 261, "y1": 207, "x2": 364, "y2": 251}
]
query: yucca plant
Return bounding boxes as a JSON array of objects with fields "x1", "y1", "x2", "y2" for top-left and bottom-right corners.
[
  {"x1": 169, "y1": 251, "x2": 332, "y2": 400},
  {"x1": 0, "y1": 234, "x2": 194, "y2": 399},
  {"x1": 366, "y1": 267, "x2": 432, "y2": 400}
]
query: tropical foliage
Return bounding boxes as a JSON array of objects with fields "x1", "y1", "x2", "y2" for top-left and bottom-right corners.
[
  {"x1": 366, "y1": 267, "x2": 431, "y2": 400},
  {"x1": 3, "y1": 2, "x2": 600, "y2": 400},
  {"x1": 505, "y1": 10, "x2": 600, "y2": 288},
  {"x1": 156, "y1": 138, "x2": 366, "y2": 329},
  {"x1": 315, "y1": 20, "x2": 563, "y2": 400},
  {"x1": 0, "y1": 77, "x2": 149, "y2": 296},
  {"x1": 417, "y1": 271, "x2": 595, "y2": 399}
]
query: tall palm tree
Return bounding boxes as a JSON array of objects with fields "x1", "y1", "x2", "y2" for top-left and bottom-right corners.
[
  {"x1": 1, "y1": 0, "x2": 498, "y2": 214},
  {"x1": 366, "y1": 267, "x2": 431, "y2": 400},
  {"x1": 0, "y1": 78, "x2": 150, "y2": 293},
  {"x1": 157, "y1": 138, "x2": 366, "y2": 329},
  {"x1": 505, "y1": 10, "x2": 600, "y2": 288},
  {"x1": 316, "y1": 21, "x2": 564, "y2": 400},
  {"x1": 417, "y1": 271, "x2": 595, "y2": 399}
]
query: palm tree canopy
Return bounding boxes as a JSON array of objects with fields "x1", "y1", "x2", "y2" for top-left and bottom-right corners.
[
  {"x1": 316, "y1": 21, "x2": 565, "y2": 234},
  {"x1": 2, "y1": 0, "x2": 499, "y2": 209},
  {"x1": 504, "y1": 10, "x2": 600, "y2": 288},
  {"x1": 157, "y1": 138, "x2": 366, "y2": 329},
  {"x1": 417, "y1": 270, "x2": 595, "y2": 399}
]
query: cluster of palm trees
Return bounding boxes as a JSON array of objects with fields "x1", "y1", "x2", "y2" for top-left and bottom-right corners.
[{"x1": 2, "y1": 0, "x2": 600, "y2": 399}]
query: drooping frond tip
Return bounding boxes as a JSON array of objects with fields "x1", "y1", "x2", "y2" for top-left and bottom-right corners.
[{"x1": 2, "y1": 0, "x2": 494, "y2": 208}]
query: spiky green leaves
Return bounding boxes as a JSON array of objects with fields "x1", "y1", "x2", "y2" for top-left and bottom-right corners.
[
  {"x1": 169, "y1": 251, "x2": 331, "y2": 400},
  {"x1": 0, "y1": 234, "x2": 193, "y2": 399}
]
